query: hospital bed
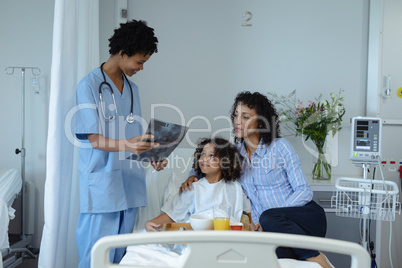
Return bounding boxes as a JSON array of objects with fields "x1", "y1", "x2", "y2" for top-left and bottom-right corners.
[
  {"x1": 0, "y1": 168, "x2": 36, "y2": 268},
  {"x1": 92, "y1": 231, "x2": 370, "y2": 268},
  {"x1": 0, "y1": 169, "x2": 22, "y2": 268},
  {"x1": 0, "y1": 169, "x2": 22, "y2": 252},
  {"x1": 92, "y1": 148, "x2": 370, "y2": 268}
]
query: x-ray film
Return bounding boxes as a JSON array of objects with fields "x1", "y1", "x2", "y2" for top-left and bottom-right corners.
[{"x1": 127, "y1": 119, "x2": 189, "y2": 162}]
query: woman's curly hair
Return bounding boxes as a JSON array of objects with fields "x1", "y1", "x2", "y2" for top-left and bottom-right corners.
[
  {"x1": 108, "y1": 20, "x2": 158, "y2": 57},
  {"x1": 192, "y1": 137, "x2": 242, "y2": 182},
  {"x1": 230, "y1": 91, "x2": 281, "y2": 145}
]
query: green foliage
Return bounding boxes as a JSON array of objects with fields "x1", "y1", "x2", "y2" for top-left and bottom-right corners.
[{"x1": 267, "y1": 89, "x2": 346, "y2": 153}]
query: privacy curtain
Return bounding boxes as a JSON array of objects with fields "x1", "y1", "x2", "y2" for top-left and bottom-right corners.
[{"x1": 38, "y1": 0, "x2": 99, "y2": 267}]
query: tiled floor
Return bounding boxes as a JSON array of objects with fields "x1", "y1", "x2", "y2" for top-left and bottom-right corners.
[
  {"x1": 6, "y1": 235, "x2": 39, "y2": 268},
  {"x1": 16, "y1": 257, "x2": 38, "y2": 268},
  {"x1": 2, "y1": 256, "x2": 38, "y2": 268}
]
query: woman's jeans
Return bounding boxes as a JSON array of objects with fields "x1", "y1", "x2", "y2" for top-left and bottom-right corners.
[{"x1": 259, "y1": 200, "x2": 327, "y2": 259}]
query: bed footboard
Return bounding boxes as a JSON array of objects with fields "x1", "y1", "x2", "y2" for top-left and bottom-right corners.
[{"x1": 91, "y1": 231, "x2": 370, "y2": 268}]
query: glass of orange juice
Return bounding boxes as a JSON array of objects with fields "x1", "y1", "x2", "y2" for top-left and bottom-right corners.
[{"x1": 213, "y1": 204, "x2": 231, "y2": 230}]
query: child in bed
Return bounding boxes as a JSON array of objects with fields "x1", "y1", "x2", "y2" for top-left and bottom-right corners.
[{"x1": 145, "y1": 137, "x2": 251, "y2": 231}]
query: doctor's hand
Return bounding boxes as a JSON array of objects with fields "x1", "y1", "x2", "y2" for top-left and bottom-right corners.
[
  {"x1": 151, "y1": 159, "x2": 168, "y2": 172},
  {"x1": 179, "y1": 176, "x2": 198, "y2": 194},
  {"x1": 145, "y1": 221, "x2": 161, "y2": 232},
  {"x1": 126, "y1": 134, "x2": 159, "y2": 154}
]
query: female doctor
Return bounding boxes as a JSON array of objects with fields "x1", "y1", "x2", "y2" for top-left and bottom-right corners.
[{"x1": 74, "y1": 20, "x2": 166, "y2": 268}]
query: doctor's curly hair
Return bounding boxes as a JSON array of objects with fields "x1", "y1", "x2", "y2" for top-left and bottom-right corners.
[
  {"x1": 109, "y1": 19, "x2": 158, "y2": 57},
  {"x1": 230, "y1": 91, "x2": 281, "y2": 145},
  {"x1": 192, "y1": 137, "x2": 242, "y2": 182}
]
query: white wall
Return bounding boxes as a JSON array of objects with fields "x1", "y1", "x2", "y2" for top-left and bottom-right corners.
[
  {"x1": 125, "y1": 0, "x2": 369, "y2": 178},
  {"x1": 0, "y1": 0, "x2": 54, "y2": 248},
  {"x1": 99, "y1": 0, "x2": 116, "y2": 63},
  {"x1": 377, "y1": 0, "x2": 402, "y2": 266}
]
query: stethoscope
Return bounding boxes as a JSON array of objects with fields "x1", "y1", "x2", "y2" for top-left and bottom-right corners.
[{"x1": 99, "y1": 62, "x2": 135, "y2": 123}]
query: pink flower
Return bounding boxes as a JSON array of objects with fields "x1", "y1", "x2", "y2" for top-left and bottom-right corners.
[{"x1": 296, "y1": 101, "x2": 303, "y2": 111}]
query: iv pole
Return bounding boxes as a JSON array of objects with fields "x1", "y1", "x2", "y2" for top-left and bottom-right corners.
[{"x1": 5, "y1": 66, "x2": 41, "y2": 239}]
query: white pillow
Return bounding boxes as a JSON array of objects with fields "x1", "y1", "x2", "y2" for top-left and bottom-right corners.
[
  {"x1": 163, "y1": 172, "x2": 187, "y2": 204},
  {"x1": 133, "y1": 148, "x2": 195, "y2": 231},
  {"x1": 133, "y1": 167, "x2": 170, "y2": 231},
  {"x1": 162, "y1": 148, "x2": 195, "y2": 204}
]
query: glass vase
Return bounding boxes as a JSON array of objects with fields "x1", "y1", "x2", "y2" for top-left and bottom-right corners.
[{"x1": 312, "y1": 151, "x2": 331, "y2": 180}]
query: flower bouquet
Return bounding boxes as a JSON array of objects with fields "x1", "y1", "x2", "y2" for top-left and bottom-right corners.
[{"x1": 267, "y1": 90, "x2": 345, "y2": 180}]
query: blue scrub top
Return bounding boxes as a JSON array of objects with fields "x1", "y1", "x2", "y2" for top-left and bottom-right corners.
[{"x1": 74, "y1": 67, "x2": 146, "y2": 213}]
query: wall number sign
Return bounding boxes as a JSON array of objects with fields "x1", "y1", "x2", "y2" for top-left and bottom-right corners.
[{"x1": 242, "y1": 11, "x2": 253, "y2": 26}]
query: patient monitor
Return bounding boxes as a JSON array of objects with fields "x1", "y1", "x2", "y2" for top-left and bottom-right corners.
[
  {"x1": 349, "y1": 117, "x2": 382, "y2": 163},
  {"x1": 334, "y1": 117, "x2": 400, "y2": 252}
]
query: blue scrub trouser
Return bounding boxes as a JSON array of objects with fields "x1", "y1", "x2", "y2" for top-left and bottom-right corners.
[
  {"x1": 76, "y1": 207, "x2": 138, "y2": 268},
  {"x1": 259, "y1": 200, "x2": 327, "y2": 260}
]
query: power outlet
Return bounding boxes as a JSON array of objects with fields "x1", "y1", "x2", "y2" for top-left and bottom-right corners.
[{"x1": 379, "y1": 158, "x2": 400, "y2": 181}]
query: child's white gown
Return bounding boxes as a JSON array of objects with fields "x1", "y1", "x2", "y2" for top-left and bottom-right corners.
[{"x1": 162, "y1": 178, "x2": 251, "y2": 223}]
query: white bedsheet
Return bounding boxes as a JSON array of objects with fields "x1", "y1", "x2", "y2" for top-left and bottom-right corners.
[
  {"x1": 0, "y1": 168, "x2": 21, "y2": 250},
  {"x1": 0, "y1": 199, "x2": 10, "y2": 249},
  {"x1": 120, "y1": 241, "x2": 322, "y2": 268},
  {"x1": 120, "y1": 230, "x2": 188, "y2": 267},
  {"x1": 0, "y1": 169, "x2": 22, "y2": 207}
]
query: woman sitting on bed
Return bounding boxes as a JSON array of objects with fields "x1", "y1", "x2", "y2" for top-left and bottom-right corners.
[
  {"x1": 145, "y1": 137, "x2": 251, "y2": 231},
  {"x1": 181, "y1": 92, "x2": 334, "y2": 268}
]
